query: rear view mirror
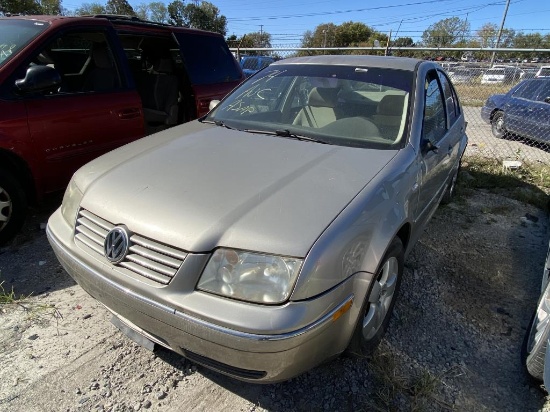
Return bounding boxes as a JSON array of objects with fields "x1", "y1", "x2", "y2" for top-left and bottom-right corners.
[{"x1": 15, "y1": 65, "x2": 61, "y2": 93}]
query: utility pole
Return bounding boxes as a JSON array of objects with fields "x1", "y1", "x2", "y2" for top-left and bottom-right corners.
[
  {"x1": 323, "y1": 30, "x2": 327, "y2": 48},
  {"x1": 490, "y1": 0, "x2": 511, "y2": 67},
  {"x1": 260, "y1": 25, "x2": 263, "y2": 36}
]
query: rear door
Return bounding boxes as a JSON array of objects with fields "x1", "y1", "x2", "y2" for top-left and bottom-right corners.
[
  {"x1": 505, "y1": 80, "x2": 542, "y2": 137},
  {"x1": 20, "y1": 28, "x2": 144, "y2": 193}
]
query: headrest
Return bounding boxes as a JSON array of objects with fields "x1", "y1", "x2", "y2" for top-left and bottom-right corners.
[
  {"x1": 308, "y1": 87, "x2": 339, "y2": 108},
  {"x1": 92, "y1": 43, "x2": 112, "y2": 69},
  {"x1": 153, "y1": 58, "x2": 174, "y2": 74},
  {"x1": 377, "y1": 94, "x2": 405, "y2": 116}
]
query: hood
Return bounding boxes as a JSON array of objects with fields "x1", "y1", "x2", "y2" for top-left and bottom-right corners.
[{"x1": 79, "y1": 123, "x2": 397, "y2": 257}]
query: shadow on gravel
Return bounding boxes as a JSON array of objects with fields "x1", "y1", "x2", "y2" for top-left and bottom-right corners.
[{"x1": 0, "y1": 193, "x2": 75, "y2": 297}]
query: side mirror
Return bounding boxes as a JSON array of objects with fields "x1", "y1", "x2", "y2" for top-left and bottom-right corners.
[
  {"x1": 544, "y1": 97, "x2": 550, "y2": 104},
  {"x1": 422, "y1": 139, "x2": 439, "y2": 154},
  {"x1": 209, "y1": 100, "x2": 220, "y2": 111},
  {"x1": 15, "y1": 65, "x2": 61, "y2": 93}
]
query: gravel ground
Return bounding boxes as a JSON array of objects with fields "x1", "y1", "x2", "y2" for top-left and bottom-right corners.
[{"x1": 0, "y1": 184, "x2": 549, "y2": 412}]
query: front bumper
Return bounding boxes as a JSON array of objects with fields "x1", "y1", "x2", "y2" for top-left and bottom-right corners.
[{"x1": 47, "y1": 208, "x2": 364, "y2": 383}]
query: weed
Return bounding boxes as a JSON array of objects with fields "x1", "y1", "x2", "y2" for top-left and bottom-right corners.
[
  {"x1": 0, "y1": 277, "x2": 63, "y2": 333},
  {"x1": 459, "y1": 157, "x2": 550, "y2": 211},
  {"x1": 366, "y1": 350, "x2": 454, "y2": 412}
]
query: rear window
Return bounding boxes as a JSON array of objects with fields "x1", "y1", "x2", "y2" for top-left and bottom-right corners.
[
  {"x1": 0, "y1": 19, "x2": 49, "y2": 67},
  {"x1": 175, "y1": 33, "x2": 241, "y2": 85}
]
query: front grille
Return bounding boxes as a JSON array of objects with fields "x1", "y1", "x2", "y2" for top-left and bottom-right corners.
[{"x1": 75, "y1": 209, "x2": 187, "y2": 285}]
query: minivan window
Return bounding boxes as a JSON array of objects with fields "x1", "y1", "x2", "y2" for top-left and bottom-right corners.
[
  {"x1": 176, "y1": 33, "x2": 241, "y2": 85},
  {"x1": 0, "y1": 19, "x2": 48, "y2": 67}
]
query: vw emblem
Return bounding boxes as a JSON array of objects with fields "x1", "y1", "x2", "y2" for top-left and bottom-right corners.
[{"x1": 104, "y1": 227, "x2": 129, "y2": 264}]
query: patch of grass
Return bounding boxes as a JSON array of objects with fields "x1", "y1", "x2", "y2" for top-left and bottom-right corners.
[
  {"x1": 366, "y1": 350, "x2": 453, "y2": 412},
  {"x1": 0, "y1": 276, "x2": 62, "y2": 331},
  {"x1": 0, "y1": 280, "x2": 27, "y2": 305},
  {"x1": 459, "y1": 157, "x2": 550, "y2": 211}
]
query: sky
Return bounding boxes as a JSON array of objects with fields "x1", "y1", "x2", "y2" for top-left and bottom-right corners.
[{"x1": 61, "y1": 0, "x2": 550, "y2": 45}]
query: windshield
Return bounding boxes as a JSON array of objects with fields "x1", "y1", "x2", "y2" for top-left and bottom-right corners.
[
  {"x1": 0, "y1": 19, "x2": 49, "y2": 67},
  {"x1": 206, "y1": 64, "x2": 413, "y2": 148}
]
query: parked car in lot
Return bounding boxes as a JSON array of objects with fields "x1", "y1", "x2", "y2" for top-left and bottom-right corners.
[
  {"x1": 481, "y1": 66, "x2": 522, "y2": 85},
  {"x1": 0, "y1": 14, "x2": 244, "y2": 243},
  {"x1": 535, "y1": 66, "x2": 550, "y2": 78},
  {"x1": 481, "y1": 78, "x2": 550, "y2": 143},
  {"x1": 523, "y1": 237, "x2": 550, "y2": 384},
  {"x1": 47, "y1": 55, "x2": 468, "y2": 383},
  {"x1": 240, "y1": 55, "x2": 275, "y2": 77}
]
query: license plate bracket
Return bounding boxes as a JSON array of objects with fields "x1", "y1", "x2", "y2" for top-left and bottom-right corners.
[{"x1": 111, "y1": 315, "x2": 155, "y2": 351}]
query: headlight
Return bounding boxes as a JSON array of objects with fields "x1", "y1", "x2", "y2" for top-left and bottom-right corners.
[
  {"x1": 197, "y1": 248, "x2": 302, "y2": 304},
  {"x1": 61, "y1": 178, "x2": 83, "y2": 226}
]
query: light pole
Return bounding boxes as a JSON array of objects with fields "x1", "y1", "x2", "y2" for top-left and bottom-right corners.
[
  {"x1": 490, "y1": 0, "x2": 511, "y2": 67},
  {"x1": 322, "y1": 30, "x2": 327, "y2": 48}
]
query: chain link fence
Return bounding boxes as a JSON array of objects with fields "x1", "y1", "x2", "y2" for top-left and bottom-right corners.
[{"x1": 230, "y1": 46, "x2": 550, "y2": 170}]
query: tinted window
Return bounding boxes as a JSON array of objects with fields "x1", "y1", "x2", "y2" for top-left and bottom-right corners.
[
  {"x1": 176, "y1": 33, "x2": 241, "y2": 85},
  {"x1": 0, "y1": 19, "x2": 48, "y2": 67},
  {"x1": 423, "y1": 72, "x2": 446, "y2": 143},
  {"x1": 438, "y1": 71, "x2": 459, "y2": 125}
]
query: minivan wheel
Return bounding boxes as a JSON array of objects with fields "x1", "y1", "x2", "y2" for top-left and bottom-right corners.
[
  {"x1": 348, "y1": 237, "x2": 404, "y2": 356},
  {"x1": 0, "y1": 171, "x2": 27, "y2": 245},
  {"x1": 491, "y1": 111, "x2": 507, "y2": 139}
]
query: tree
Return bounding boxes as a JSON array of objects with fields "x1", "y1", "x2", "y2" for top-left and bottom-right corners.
[
  {"x1": 476, "y1": 23, "x2": 515, "y2": 48},
  {"x1": 134, "y1": 1, "x2": 168, "y2": 22},
  {"x1": 421, "y1": 17, "x2": 469, "y2": 47},
  {"x1": 105, "y1": 0, "x2": 135, "y2": 16},
  {"x1": 168, "y1": 0, "x2": 185, "y2": 26},
  {"x1": 0, "y1": 0, "x2": 42, "y2": 14},
  {"x1": 149, "y1": 1, "x2": 168, "y2": 23},
  {"x1": 181, "y1": 1, "x2": 226, "y2": 35},
  {"x1": 75, "y1": 2, "x2": 106, "y2": 15},
  {"x1": 39, "y1": 0, "x2": 62, "y2": 14},
  {"x1": 335, "y1": 21, "x2": 374, "y2": 47}
]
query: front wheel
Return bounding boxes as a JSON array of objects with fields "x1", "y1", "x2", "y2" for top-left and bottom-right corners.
[
  {"x1": 0, "y1": 170, "x2": 27, "y2": 245},
  {"x1": 348, "y1": 237, "x2": 404, "y2": 356},
  {"x1": 491, "y1": 111, "x2": 507, "y2": 139}
]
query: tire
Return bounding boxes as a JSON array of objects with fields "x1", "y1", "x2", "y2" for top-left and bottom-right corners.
[
  {"x1": 491, "y1": 111, "x2": 507, "y2": 139},
  {"x1": 348, "y1": 237, "x2": 404, "y2": 356},
  {"x1": 440, "y1": 165, "x2": 459, "y2": 205},
  {"x1": 522, "y1": 289, "x2": 550, "y2": 382},
  {"x1": 0, "y1": 170, "x2": 27, "y2": 245}
]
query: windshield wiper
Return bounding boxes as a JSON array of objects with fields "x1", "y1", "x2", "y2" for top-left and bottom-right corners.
[
  {"x1": 200, "y1": 119, "x2": 236, "y2": 130},
  {"x1": 243, "y1": 128, "x2": 329, "y2": 144},
  {"x1": 274, "y1": 129, "x2": 330, "y2": 144}
]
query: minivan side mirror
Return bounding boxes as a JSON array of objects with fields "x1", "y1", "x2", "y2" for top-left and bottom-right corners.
[
  {"x1": 544, "y1": 96, "x2": 550, "y2": 104},
  {"x1": 15, "y1": 65, "x2": 61, "y2": 93}
]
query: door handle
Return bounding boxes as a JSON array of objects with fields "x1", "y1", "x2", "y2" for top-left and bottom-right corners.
[{"x1": 116, "y1": 108, "x2": 141, "y2": 119}]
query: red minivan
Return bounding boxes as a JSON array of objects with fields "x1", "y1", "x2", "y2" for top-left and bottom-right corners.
[{"x1": 0, "y1": 15, "x2": 244, "y2": 243}]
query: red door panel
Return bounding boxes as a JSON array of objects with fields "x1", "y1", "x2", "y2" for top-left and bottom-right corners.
[{"x1": 26, "y1": 90, "x2": 144, "y2": 193}]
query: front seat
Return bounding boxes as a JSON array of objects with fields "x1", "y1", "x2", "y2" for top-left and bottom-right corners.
[
  {"x1": 141, "y1": 57, "x2": 180, "y2": 131},
  {"x1": 293, "y1": 87, "x2": 340, "y2": 128},
  {"x1": 371, "y1": 94, "x2": 406, "y2": 140},
  {"x1": 82, "y1": 43, "x2": 118, "y2": 92}
]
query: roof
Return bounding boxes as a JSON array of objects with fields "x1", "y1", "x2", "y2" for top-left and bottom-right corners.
[{"x1": 273, "y1": 55, "x2": 423, "y2": 71}]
